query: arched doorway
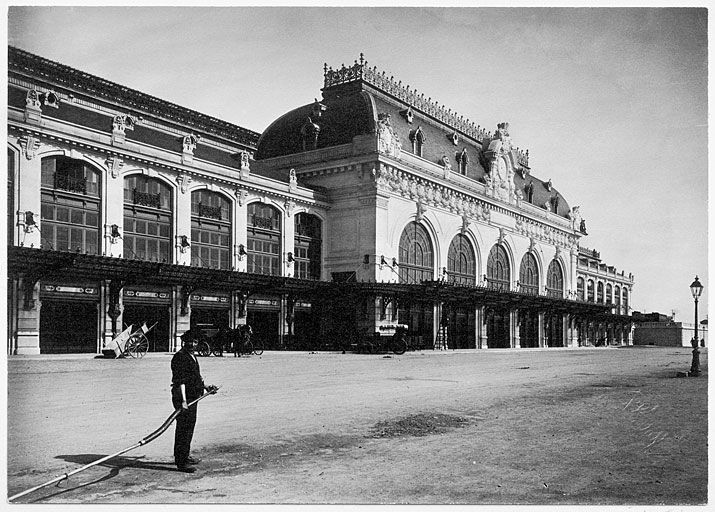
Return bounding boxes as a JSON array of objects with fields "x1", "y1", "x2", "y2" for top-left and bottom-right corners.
[
  {"x1": 486, "y1": 244, "x2": 510, "y2": 348},
  {"x1": 518, "y1": 252, "x2": 539, "y2": 348},
  {"x1": 397, "y1": 222, "x2": 434, "y2": 348},
  {"x1": 446, "y1": 234, "x2": 476, "y2": 348},
  {"x1": 545, "y1": 260, "x2": 565, "y2": 347}
]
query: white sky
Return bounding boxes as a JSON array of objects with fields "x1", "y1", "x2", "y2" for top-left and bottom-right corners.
[{"x1": 7, "y1": 6, "x2": 709, "y2": 323}]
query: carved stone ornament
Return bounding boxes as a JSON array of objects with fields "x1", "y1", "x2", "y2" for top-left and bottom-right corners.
[
  {"x1": 567, "y1": 206, "x2": 582, "y2": 231},
  {"x1": 177, "y1": 173, "x2": 192, "y2": 194},
  {"x1": 285, "y1": 199, "x2": 296, "y2": 217},
  {"x1": 182, "y1": 134, "x2": 200, "y2": 155},
  {"x1": 482, "y1": 123, "x2": 517, "y2": 204},
  {"x1": 113, "y1": 114, "x2": 136, "y2": 134},
  {"x1": 106, "y1": 224, "x2": 122, "y2": 244},
  {"x1": 498, "y1": 227, "x2": 506, "y2": 245},
  {"x1": 416, "y1": 201, "x2": 426, "y2": 223},
  {"x1": 235, "y1": 188, "x2": 248, "y2": 206},
  {"x1": 545, "y1": 179, "x2": 552, "y2": 191},
  {"x1": 19, "y1": 135, "x2": 41, "y2": 160},
  {"x1": 400, "y1": 106, "x2": 414, "y2": 123},
  {"x1": 515, "y1": 214, "x2": 574, "y2": 251},
  {"x1": 377, "y1": 113, "x2": 401, "y2": 158},
  {"x1": 177, "y1": 234, "x2": 191, "y2": 254},
  {"x1": 106, "y1": 156, "x2": 124, "y2": 179},
  {"x1": 26, "y1": 89, "x2": 42, "y2": 109},
  {"x1": 441, "y1": 154, "x2": 452, "y2": 171},
  {"x1": 40, "y1": 90, "x2": 60, "y2": 109},
  {"x1": 449, "y1": 131, "x2": 459, "y2": 145},
  {"x1": 529, "y1": 237, "x2": 536, "y2": 253},
  {"x1": 371, "y1": 163, "x2": 492, "y2": 224},
  {"x1": 461, "y1": 214, "x2": 470, "y2": 234},
  {"x1": 555, "y1": 246, "x2": 561, "y2": 260},
  {"x1": 289, "y1": 168, "x2": 298, "y2": 192}
]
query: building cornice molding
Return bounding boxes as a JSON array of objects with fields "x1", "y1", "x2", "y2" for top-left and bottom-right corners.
[{"x1": 9, "y1": 47, "x2": 260, "y2": 148}]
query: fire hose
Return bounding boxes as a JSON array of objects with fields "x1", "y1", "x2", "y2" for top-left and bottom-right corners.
[{"x1": 9, "y1": 386, "x2": 220, "y2": 502}]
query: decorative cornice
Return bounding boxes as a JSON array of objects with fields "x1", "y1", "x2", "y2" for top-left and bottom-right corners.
[{"x1": 9, "y1": 46, "x2": 260, "y2": 147}]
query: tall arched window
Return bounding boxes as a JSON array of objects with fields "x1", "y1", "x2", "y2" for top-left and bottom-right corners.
[
  {"x1": 294, "y1": 213, "x2": 322, "y2": 280},
  {"x1": 597, "y1": 282, "x2": 604, "y2": 303},
  {"x1": 486, "y1": 244, "x2": 510, "y2": 291},
  {"x1": 447, "y1": 234, "x2": 475, "y2": 285},
  {"x1": 41, "y1": 156, "x2": 101, "y2": 254},
  {"x1": 457, "y1": 148, "x2": 468, "y2": 175},
  {"x1": 247, "y1": 202, "x2": 281, "y2": 275},
  {"x1": 623, "y1": 287, "x2": 629, "y2": 312},
  {"x1": 8, "y1": 148, "x2": 16, "y2": 244},
  {"x1": 606, "y1": 284, "x2": 613, "y2": 305},
  {"x1": 546, "y1": 260, "x2": 564, "y2": 298},
  {"x1": 615, "y1": 285, "x2": 621, "y2": 311},
  {"x1": 191, "y1": 189, "x2": 231, "y2": 269},
  {"x1": 587, "y1": 279, "x2": 595, "y2": 302},
  {"x1": 519, "y1": 253, "x2": 539, "y2": 295},
  {"x1": 577, "y1": 277, "x2": 585, "y2": 300},
  {"x1": 123, "y1": 175, "x2": 172, "y2": 262},
  {"x1": 410, "y1": 127, "x2": 425, "y2": 157},
  {"x1": 398, "y1": 222, "x2": 434, "y2": 284}
]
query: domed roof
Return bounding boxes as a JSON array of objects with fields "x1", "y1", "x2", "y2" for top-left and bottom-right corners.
[{"x1": 255, "y1": 89, "x2": 375, "y2": 160}]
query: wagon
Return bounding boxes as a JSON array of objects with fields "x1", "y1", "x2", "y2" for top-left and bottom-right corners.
[{"x1": 104, "y1": 321, "x2": 157, "y2": 358}]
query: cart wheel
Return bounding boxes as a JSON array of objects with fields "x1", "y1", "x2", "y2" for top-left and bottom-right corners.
[
  {"x1": 391, "y1": 338, "x2": 408, "y2": 355},
  {"x1": 212, "y1": 342, "x2": 224, "y2": 357},
  {"x1": 132, "y1": 334, "x2": 149, "y2": 358},
  {"x1": 124, "y1": 338, "x2": 137, "y2": 358},
  {"x1": 243, "y1": 340, "x2": 254, "y2": 356},
  {"x1": 252, "y1": 341, "x2": 264, "y2": 356},
  {"x1": 197, "y1": 340, "x2": 211, "y2": 357}
]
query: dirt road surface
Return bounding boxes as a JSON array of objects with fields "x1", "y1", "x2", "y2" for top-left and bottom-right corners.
[{"x1": 7, "y1": 346, "x2": 707, "y2": 505}]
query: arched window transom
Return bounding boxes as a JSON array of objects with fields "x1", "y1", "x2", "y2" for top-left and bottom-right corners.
[
  {"x1": 486, "y1": 244, "x2": 510, "y2": 291},
  {"x1": 546, "y1": 260, "x2": 564, "y2": 298},
  {"x1": 191, "y1": 189, "x2": 231, "y2": 269},
  {"x1": 447, "y1": 234, "x2": 475, "y2": 285},
  {"x1": 294, "y1": 213, "x2": 322, "y2": 280},
  {"x1": 519, "y1": 253, "x2": 539, "y2": 295},
  {"x1": 399, "y1": 222, "x2": 434, "y2": 284},
  {"x1": 247, "y1": 202, "x2": 282, "y2": 275},
  {"x1": 123, "y1": 175, "x2": 173, "y2": 262}
]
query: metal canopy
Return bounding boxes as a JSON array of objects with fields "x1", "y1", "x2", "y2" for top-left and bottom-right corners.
[{"x1": 8, "y1": 247, "x2": 614, "y2": 318}]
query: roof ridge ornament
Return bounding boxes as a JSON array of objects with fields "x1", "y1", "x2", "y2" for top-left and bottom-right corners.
[{"x1": 323, "y1": 56, "x2": 527, "y2": 156}]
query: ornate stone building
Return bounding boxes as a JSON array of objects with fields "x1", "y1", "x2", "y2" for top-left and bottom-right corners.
[{"x1": 7, "y1": 48, "x2": 633, "y2": 354}]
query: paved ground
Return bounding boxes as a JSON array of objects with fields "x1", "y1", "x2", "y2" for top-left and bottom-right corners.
[{"x1": 6, "y1": 346, "x2": 708, "y2": 504}]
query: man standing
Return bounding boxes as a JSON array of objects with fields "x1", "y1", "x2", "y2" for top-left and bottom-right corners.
[{"x1": 171, "y1": 330, "x2": 216, "y2": 473}]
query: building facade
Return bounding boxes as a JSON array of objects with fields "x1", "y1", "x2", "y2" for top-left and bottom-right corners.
[{"x1": 7, "y1": 48, "x2": 633, "y2": 355}]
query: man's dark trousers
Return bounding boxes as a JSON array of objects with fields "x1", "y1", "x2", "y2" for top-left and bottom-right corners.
[{"x1": 173, "y1": 399, "x2": 198, "y2": 467}]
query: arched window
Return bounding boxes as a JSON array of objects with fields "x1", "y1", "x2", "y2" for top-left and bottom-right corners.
[
  {"x1": 597, "y1": 282, "x2": 604, "y2": 303},
  {"x1": 587, "y1": 279, "x2": 595, "y2": 302},
  {"x1": 447, "y1": 234, "x2": 475, "y2": 285},
  {"x1": 546, "y1": 260, "x2": 564, "y2": 298},
  {"x1": 623, "y1": 287, "x2": 629, "y2": 312},
  {"x1": 577, "y1": 277, "x2": 585, "y2": 300},
  {"x1": 247, "y1": 202, "x2": 281, "y2": 275},
  {"x1": 410, "y1": 127, "x2": 425, "y2": 157},
  {"x1": 123, "y1": 175, "x2": 172, "y2": 262},
  {"x1": 606, "y1": 284, "x2": 613, "y2": 305},
  {"x1": 457, "y1": 148, "x2": 468, "y2": 175},
  {"x1": 8, "y1": 148, "x2": 16, "y2": 244},
  {"x1": 191, "y1": 189, "x2": 231, "y2": 269},
  {"x1": 615, "y1": 285, "x2": 621, "y2": 310},
  {"x1": 519, "y1": 253, "x2": 539, "y2": 295},
  {"x1": 398, "y1": 222, "x2": 434, "y2": 284},
  {"x1": 486, "y1": 244, "x2": 510, "y2": 291},
  {"x1": 41, "y1": 156, "x2": 101, "y2": 254},
  {"x1": 294, "y1": 213, "x2": 322, "y2": 280}
]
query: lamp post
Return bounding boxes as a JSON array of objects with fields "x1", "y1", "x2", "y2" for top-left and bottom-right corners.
[{"x1": 689, "y1": 276, "x2": 704, "y2": 377}]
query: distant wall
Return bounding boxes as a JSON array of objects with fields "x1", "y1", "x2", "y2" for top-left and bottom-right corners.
[{"x1": 633, "y1": 322, "x2": 708, "y2": 347}]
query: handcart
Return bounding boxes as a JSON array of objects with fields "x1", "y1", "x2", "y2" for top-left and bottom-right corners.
[{"x1": 103, "y1": 321, "x2": 157, "y2": 358}]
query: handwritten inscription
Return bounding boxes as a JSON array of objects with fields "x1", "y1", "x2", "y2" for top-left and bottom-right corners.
[{"x1": 623, "y1": 395, "x2": 668, "y2": 452}]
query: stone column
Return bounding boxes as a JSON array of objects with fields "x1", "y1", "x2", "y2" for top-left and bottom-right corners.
[
  {"x1": 283, "y1": 200, "x2": 296, "y2": 278},
  {"x1": 538, "y1": 311, "x2": 546, "y2": 348},
  {"x1": 16, "y1": 277, "x2": 41, "y2": 354}
]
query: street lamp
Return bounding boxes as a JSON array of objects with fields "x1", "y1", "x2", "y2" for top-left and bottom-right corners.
[{"x1": 689, "y1": 276, "x2": 704, "y2": 377}]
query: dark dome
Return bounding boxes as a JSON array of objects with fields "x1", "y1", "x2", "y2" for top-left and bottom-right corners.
[{"x1": 255, "y1": 90, "x2": 375, "y2": 160}]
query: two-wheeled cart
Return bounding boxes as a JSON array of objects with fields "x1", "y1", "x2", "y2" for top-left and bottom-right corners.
[{"x1": 103, "y1": 321, "x2": 157, "y2": 358}]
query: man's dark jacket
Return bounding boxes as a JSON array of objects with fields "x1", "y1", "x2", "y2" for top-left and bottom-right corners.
[{"x1": 171, "y1": 349, "x2": 205, "y2": 406}]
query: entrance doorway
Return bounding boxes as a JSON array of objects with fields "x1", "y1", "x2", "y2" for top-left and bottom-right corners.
[
  {"x1": 545, "y1": 313, "x2": 564, "y2": 347},
  {"x1": 247, "y1": 310, "x2": 280, "y2": 350},
  {"x1": 519, "y1": 310, "x2": 539, "y2": 348},
  {"x1": 486, "y1": 308, "x2": 510, "y2": 348},
  {"x1": 40, "y1": 301, "x2": 97, "y2": 353},
  {"x1": 447, "y1": 305, "x2": 475, "y2": 349},
  {"x1": 398, "y1": 301, "x2": 434, "y2": 350},
  {"x1": 122, "y1": 304, "x2": 170, "y2": 352}
]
